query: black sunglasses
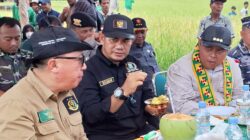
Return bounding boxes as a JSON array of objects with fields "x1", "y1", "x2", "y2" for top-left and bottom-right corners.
[{"x1": 54, "y1": 55, "x2": 85, "y2": 65}]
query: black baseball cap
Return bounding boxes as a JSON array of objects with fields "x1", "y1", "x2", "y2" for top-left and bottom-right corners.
[
  {"x1": 241, "y1": 16, "x2": 250, "y2": 28},
  {"x1": 201, "y1": 25, "x2": 231, "y2": 50},
  {"x1": 30, "y1": 26, "x2": 92, "y2": 61},
  {"x1": 102, "y1": 14, "x2": 135, "y2": 39},
  {"x1": 71, "y1": 12, "x2": 97, "y2": 28},
  {"x1": 210, "y1": 0, "x2": 226, "y2": 4},
  {"x1": 132, "y1": 18, "x2": 147, "y2": 30}
]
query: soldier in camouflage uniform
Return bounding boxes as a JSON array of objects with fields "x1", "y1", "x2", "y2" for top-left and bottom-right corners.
[
  {"x1": 228, "y1": 16, "x2": 250, "y2": 87},
  {"x1": 0, "y1": 17, "x2": 27, "y2": 95}
]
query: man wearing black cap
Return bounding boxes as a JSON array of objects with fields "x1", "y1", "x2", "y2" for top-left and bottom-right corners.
[
  {"x1": 168, "y1": 25, "x2": 243, "y2": 114},
  {"x1": 0, "y1": 26, "x2": 92, "y2": 139},
  {"x1": 130, "y1": 17, "x2": 160, "y2": 81},
  {"x1": 71, "y1": 12, "x2": 99, "y2": 60},
  {"x1": 197, "y1": 0, "x2": 234, "y2": 39},
  {"x1": 229, "y1": 16, "x2": 250, "y2": 87},
  {"x1": 74, "y1": 14, "x2": 166, "y2": 140}
]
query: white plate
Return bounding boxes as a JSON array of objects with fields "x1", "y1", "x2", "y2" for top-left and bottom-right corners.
[{"x1": 206, "y1": 106, "x2": 236, "y2": 118}]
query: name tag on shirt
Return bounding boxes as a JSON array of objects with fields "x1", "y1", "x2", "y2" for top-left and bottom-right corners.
[{"x1": 99, "y1": 77, "x2": 114, "y2": 87}]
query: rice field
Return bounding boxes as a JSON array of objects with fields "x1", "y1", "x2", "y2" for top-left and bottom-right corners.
[{"x1": 0, "y1": 0, "x2": 246, "y2": 70}]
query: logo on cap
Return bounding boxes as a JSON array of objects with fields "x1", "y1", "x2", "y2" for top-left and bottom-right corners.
[
  {"x1": 135, "y1": 19, "x2": 142, "y2": 26},
  {"x1": 73, "y1": 18, "x2": 82, "y2": 27},
  {"x1": 113, "y1": 20, "x2": 127, "y2": 29},
  {"x1": 212, "y1": 37, "x2": 223, "y2": 43}
]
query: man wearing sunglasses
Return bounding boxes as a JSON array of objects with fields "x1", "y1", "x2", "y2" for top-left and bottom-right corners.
[
  {"x1": 74, "y1": 14, "x2": 166, "y2": 140},
  {"x1": 0, "y1": 26, "x2": 92, "y2": 139}
]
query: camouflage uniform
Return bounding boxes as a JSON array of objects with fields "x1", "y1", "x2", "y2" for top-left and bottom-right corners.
[
  {"x1": 0, "y1": 51, "x2": 27, "y2": 92},
  {"x1": 129, "y1": 42, "x2": 160, "y2": 80},
  {"x1": 228, "y1": 41, "x2": 250, "y2": 86}
]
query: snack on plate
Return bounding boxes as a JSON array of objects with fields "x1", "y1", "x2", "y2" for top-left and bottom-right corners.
[{"x1": 151, "y1": 95, "x2": 169, "y2": 105}]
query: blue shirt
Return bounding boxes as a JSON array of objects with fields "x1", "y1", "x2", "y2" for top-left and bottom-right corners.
[
  {"x1": 228, "y1": 11, "x2": 237, "y2": 16},
  {"x1": 36, "y1": 9, "x2": 60, "y2": 23}
]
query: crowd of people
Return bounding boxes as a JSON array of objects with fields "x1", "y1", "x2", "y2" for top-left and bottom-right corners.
[{"x1": 0, "y1": 0, "x2": 249, "y2": 139}]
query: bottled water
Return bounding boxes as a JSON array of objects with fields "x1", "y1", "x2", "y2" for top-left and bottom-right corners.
[
  {"x1": 242, "y1": 85, "x2": 250, "y2": 101},
  {"x1": 225, "y1": 117, "x2": 243, "y2": 140},
  {"x1": 196, "y1": 101, "x2": 210, "y2": 136},
  {"x1": 236, "y1": 85, "x2": 250, "y2": 124}
]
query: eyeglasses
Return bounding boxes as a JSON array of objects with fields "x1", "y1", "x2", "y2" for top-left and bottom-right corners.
[{"x1": 54, "y1": 55, "x2": 85, "y2": 65}]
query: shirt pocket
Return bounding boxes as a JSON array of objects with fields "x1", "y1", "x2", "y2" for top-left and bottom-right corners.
[
  {"x1": 35, "y1": 120, "x2": 59, "y2": 139},
  {"x1": 67, "y1": 112, "x2": 85, "y2": 139}
]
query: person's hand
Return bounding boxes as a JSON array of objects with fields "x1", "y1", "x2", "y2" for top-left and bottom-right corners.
[
  {"x1": 121, "y1": 71, "x2": 147, "y2": 96},
  {"x1": 62, "y1": 7, "x2": 70, "y2": 17},
  {"x1": 145, "y1": 104, "x2": 168, "y2": 117}
]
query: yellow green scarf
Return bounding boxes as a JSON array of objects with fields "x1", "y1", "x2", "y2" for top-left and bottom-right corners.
[{"x1": 192, "y1": 45, "x2": 233, "y2": 106}]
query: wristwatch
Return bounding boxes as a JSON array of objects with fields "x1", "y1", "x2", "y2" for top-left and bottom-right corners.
[{"x1": 113, "y1": 87, "x2": 128, "y2": 100}]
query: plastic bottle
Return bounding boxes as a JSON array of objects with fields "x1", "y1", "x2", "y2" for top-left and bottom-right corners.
[
  {"x1": 225, "y1": 117, "x2": 243, "y2": 140},
  {"x1": 242, "y1": 85, "x2": 250, "y2": 101},
  {"x1": 196, "y1": 101, "x2": 210, "y2": 136}
]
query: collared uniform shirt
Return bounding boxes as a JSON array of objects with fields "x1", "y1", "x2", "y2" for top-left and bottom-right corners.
[
  {"x1": 74, "y1": 46, "x2": 156, "y2": 140},
  {"x1": 167, "y1": 53, "x2": 243, "y2": 114},
  {"x1": 197, "y1": 15, "x2": 234, "y2": 38},
  {"x1": 0, "y1": 51, "x2": 27, "y2": 92},
  {"x1": 129, "y1": 42, "x2": 160, "y2": 80},
  {"x1": 228, "y1": 41, "x2": 250, "y2": 86},
  {"x1": 0, "y1": 70, "x2": 88, "y2": 140}
]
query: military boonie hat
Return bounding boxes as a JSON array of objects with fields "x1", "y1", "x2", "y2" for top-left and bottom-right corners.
[
  {"x1": 241, "y1": 16, "x2": 250, "y2": 28},
  {"x1": 201, "y1": 25, "x2": 231, "y2": 50},
  {"x1": 71, "y1": 12, "x2": 97, "y2": 28},
  {"x1": 132, "y1": 18, "x2": 147, "y2": 30},
  {"x1": 102, "y1": 14, "x2": 135, "y2": 39},
  {"x1": 30, "y1": 26, "x2": 92, "y2": 61},
  {"x1": 210, "y1": 0, "x2": 226, "y2": 4}
]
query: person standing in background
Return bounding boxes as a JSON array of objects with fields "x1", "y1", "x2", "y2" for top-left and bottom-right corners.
[
  {"x1": 241, "y1": 1, "x2": 249, "y2": 18},
  {"x1": 197, "y1": 0, "x2": 234, "y2": 39},
  {"x1": 109, "y1": 0, "x2": 119, "y2": 14},
  {"x1": 12, "y1": 0, "x2": 36, "y2": 27},
  {"x1": 124, "y1": 0, "x2": 134, "y2": 13},
  {"x1": 59, "y1": 0, "x2": 77, "y2": 28},
  {"x1": 228, "y1": 6, "x2": 237, "y2": 17}
]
